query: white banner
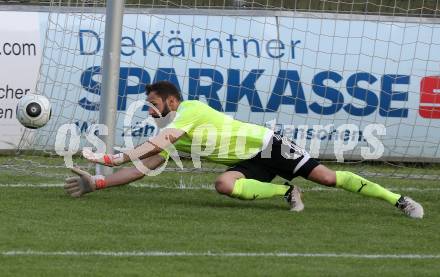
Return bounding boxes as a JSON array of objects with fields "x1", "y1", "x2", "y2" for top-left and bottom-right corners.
[
  {"x1": 0, "y1": 12, "x2": 41, "y2": 149},
  {"x1": 1, "y1": 10, "x2": 440, "y2": 161}
]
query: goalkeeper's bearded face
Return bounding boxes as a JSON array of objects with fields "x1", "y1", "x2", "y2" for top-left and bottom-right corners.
[{"x1": 147, "y1": 92, "x2": 174, "y2": 118}]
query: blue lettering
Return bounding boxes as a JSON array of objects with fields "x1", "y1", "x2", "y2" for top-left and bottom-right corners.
[
  {"x1": 168, "y1": 32, "x2": 185, "y2": 57},
  {"x1": 344, "y1": 72, "x2": 378, "y2": 116},
  {"x1": 142, "y1": 31, "x2": 163, "y2": 56},
  {"x1": 79, "y1": 66, "x2": 101, "y2": 110},
  {"x1": 266, "y1": 70, "x2": 307, "y2": 113},
  {"x1": 191, "y1": 38, "x2": 202, "y2": 57},
  {"x1": 291, "y1": 40, "x2": 301, "y2": 59},
  {"x1": 188, "y1": 68, "x2": 224, "y2": 111},
  {"x1": 306, "y1": 128, "x2": 313, "y2": 140},
  {"x1": 310, "y1": 71, "x2": 344, "y2": 115},
  {"x1": 79, "y1": 29, "x2": 101, "y2": 55},
  {"x1": 206, "y1": 38, "x2": 223, "y2": 58},
  {"x1": 225, "y1": 69, "x2": 264, "y2": 112},
  {"x1": 123, "y1": 123, "x2": 156, "y2": 137},
  {"x1": 118, "y1": 67, "x2": 150, "y2": 110},
  {"x1": 80, "y1": 66, "x2": 150, "y2": 111},
  {"x1": 75, "y1": 121, "x2": 89, "y2": 134},
  {"x1": 153, "y1": 68, "x2": 181, "y2": 91},
  {"x1": 143, "y1": 124, "x2": 156, "y2": 137},
  {"x1": 380, "y1": 74, "x2": 409, "y2": 117},
  {"x1": 243, "y1": 39, "x2": 260, "y2": 58},
  {"x1": 131, "y1": 124, "x2": 144, "y2": 137},
  {"x1": 266, "y1": 39, "x2": 285, "y2": 59},
  {"x1": 78, "y1": 66, "x2": 410, "y2": 118},
  {"x1": 121, "y1": 36, "x2": 135, "y2": 56},
  {"x1": 344, "y1": 129, "x2": 351, "y2": 142},
  {"x1": 226, "y1": 34, "x2": 239, "y2": 58}
]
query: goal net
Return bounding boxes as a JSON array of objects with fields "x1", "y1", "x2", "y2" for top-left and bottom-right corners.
[{"x1": 3, "y1": 0, "x2": 440, "y2": 180}]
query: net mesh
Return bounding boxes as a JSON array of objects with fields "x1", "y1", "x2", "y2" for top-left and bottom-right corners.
[{"x1": 2, "y1": 0, "x2": 440, "y2": 180}]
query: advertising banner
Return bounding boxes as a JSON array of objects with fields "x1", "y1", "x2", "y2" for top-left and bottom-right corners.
[
  {"x1": 1, "y1": 10, "x2": 440, "y2": 161},
  {"x1": 0, "y1": 12, "x2": 41, "y2": 149}
]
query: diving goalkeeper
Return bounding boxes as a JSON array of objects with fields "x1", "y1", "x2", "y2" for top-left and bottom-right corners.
[{"x1": 65, "y1": 81, "x2": 424, "y2": 219}]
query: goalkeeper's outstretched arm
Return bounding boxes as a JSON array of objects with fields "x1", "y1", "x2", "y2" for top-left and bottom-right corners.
[
  {"x1": 82, "y1": 128, "x2": 184, "y2": 167},
  {"x1": 64, "y1": 154, "x2": 166, "y2": 198}
]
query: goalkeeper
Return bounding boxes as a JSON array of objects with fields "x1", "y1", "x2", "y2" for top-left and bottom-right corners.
[{"x1": 65, "y1": 81, "x2": 424, "y2": 219}]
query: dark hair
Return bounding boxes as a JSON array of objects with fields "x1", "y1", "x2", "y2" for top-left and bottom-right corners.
[{"x1": 146, "y1": 81, "x2": 182, "y2": 101}]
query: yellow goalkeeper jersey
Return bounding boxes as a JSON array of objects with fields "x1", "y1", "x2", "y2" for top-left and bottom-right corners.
[{"x1": 163, "y1": 100, "x2": 273, "y2": 165}]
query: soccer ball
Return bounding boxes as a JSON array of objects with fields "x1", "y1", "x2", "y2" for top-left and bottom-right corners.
[{"x1": 16, "y1": 94, "x2": 52, "y2": 129}]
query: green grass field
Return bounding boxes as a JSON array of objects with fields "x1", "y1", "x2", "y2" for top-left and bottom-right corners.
[{"x1": 1, "y1": 158, "x2": 440, "y2": 276}]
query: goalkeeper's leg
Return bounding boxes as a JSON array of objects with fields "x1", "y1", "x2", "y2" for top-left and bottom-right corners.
[
  {"x1": 215, "y1": 170, "x2": 304, "y2": 211},
  {"x1": 306, "y1": 164, "x2": 423, "y2": 218},
  {"x1": 215, "y1": 171, "x2": 290, "y2": 200},
  {"x1": 306, "y1": 165, "x2": 401, "y2": 205}
]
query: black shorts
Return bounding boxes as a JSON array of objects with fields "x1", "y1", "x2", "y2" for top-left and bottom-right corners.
[{"x1": 226, "y1": 134, "x2": 320, "y2": 182}]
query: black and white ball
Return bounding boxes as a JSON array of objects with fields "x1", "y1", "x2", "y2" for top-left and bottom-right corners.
[{"x1": 16, "y1": 94, "x2": 52, "y2": 129}]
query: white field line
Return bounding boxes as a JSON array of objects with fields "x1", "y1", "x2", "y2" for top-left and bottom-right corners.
[
  {"x1": 0, "y1": 183, "x2": 439, "y2": 192},
  {"x1": 1, "y1": 250, "x2": 440, "y2": 259}
]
